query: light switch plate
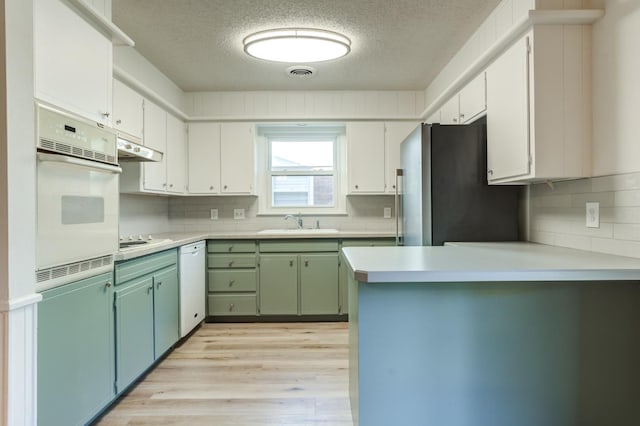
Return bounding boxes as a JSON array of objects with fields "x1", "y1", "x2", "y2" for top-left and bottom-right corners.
[
  {"x1": 383, "y1": 207, "x2": 392, "y2": 219},
  {"x1": 586, "y1": 202, "x2": 599, "y2": 228},
  {"x1": 210, "y1": 209, "x2": 218, "y2": 220},
  {"x1": 233, "y1": 208, "x2": 245, "y2": 220}
]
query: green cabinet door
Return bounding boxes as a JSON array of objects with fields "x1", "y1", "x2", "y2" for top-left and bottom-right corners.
[
  {"x1": 259, "y1": 254, "x2": 298, "y2": 315},
  {"x1": 301, "y1": 253, "x2": 339, "y2": 315},
  {"x1": 38, "y1": 272, "x2": 115, "y2": 426},
  {"x1": 153, "y1": 266, "x2": 180, "y2": 358},
  {"x1": 114, "y1": 275, "x2": 155, "y2": 394}
]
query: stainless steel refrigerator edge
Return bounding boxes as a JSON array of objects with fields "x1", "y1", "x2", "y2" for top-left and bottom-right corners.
[{"x1": 398, "y1": 117, "x2": 520, "y2": 246}]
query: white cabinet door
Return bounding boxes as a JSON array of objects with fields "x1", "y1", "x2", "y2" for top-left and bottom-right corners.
[
  {"x1": 347, "y1": 122, "x2": 386, "y2": 194},
  {"x1": 113, "y1": 79, "x2": 144, "y2": 139},
  {"x1": 166, "y1": 114, "x2": 186, "y2": 194},
  {"x1": 142, "y1": 101, "x2": 167, "y2": 192},
  {"x1": 384, "y1": 122, "x2": 419, "y2": 194},
  {"x1": 486, "y1": 35, "x2": 531, "y2": 182},
  {"x1": 439, "y1": 96, "x2": 460, "y2": 125},
  {"x1": 459, "y1": 72, "x2": 486, "y2": 124},
  {"x1": 188, "y1": 123, "x2": 221, "y2": 194},
  {"x1": 34, "y1": 0, "x2": 112, "y2": 124},
  {"x1": 220, "y1": 123, "x2": 255, "y2": 194}
]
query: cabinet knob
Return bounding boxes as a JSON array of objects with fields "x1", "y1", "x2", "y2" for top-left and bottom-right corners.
[
  {"x1": 147, "y1": 286, "x2": 153, "y2": 294},
  {"x1": 229, "y1": 261, "x2": 234, "y2": 267},
  {"x1": 210, "y1": 185, "x2": 214, "y2": 190},
  {"x1": 229, "y1": 303, "x2": 235, "y2": 312},
  {"x1": 453, "y1": 117, "x2": 458, "y2": 123},
  {"x1": 460, "y1": 114, "x2": 465, "y2": 119},
  {"x1": 162, "y1": 183, "x2": 167, "y2": 187},
  {"x1": 229, "y1": 280, "x2": 235, "y2": 287},
  {"x1": 355, "y1": 184, "x2": 359, "y2": 189},
  {"x1": 115, "y1": 119, "x2": 122, "y2": 125},
  {"x1": 228, "y1": 245, "x2": 233, "y2": 252},
  {"x1": 105, "y1": 281, "x2": 112, "y2": 288},
  {"x1": 488, "y1": 169, "x2": 494, "y2": 175},
  {"x1": 157, "y1": 281, "x2": 163, "y2": 288},
  {"x1": 289, "y1": 260, "x2": 294, "y2": 267},
  {"x1": 304, "y1": 260, "x2": 309, "y2": 267},
  {"x1": 392, "y1": 184, "x2": 396, "y2": 189},
  {"x1": 169, "y1": 184, "x2": 174, "y2": 188},
  {"x1": 101, "y1": 112, "x2": 110, "y2": 118},
  {"x1": 224, "y1": 185, "x2": 228, "y2": 190}
]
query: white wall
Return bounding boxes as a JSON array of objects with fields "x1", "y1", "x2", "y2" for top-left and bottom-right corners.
[{"x1": 119, "y1": 194, "x2": 170, "y2": 237}]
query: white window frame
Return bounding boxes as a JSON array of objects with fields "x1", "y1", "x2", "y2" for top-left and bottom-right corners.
[{"x1": 256, "y1": 124, "x2": 347, "y2": 216}]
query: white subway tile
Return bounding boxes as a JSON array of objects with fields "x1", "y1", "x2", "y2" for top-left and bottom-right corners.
[
  {"x1": 529, "y1": 231, "x2": 555, "y2": 245},
  {"x1": 591, "y1": 237, "x2": 640, "y2": 259},
  {"x1": 613, "y1": 224, "x2": 640, "y2": 242},
  {"x1": 553, "y1": 233, "x2": 592, "y2": 251},
  {"x1": 615, "y1": 190, "x2": 640, "y2": 207},
  {"x1": 592, "y1": 172, "x2": 640, "y2": 192},
  {"x1": 571, "y1": 191, "x2": 615, "y2": 207}
]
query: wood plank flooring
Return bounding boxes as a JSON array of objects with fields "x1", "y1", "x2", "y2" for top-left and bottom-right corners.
[{"x1": 94, "y1": 322, "x2": 352, "y2": 426}]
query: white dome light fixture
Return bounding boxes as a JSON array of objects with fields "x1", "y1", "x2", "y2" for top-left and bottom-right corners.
[{"x1": 243, "y1": 28, "x2": 351, "y2": 63}]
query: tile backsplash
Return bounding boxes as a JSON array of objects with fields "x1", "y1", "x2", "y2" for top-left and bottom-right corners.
[
  {"x1": 168, "y1": 195, "x2": 397, "y2": 234},
  {"x1": 119, "y1": 194, "x2": 170, "y2": 237},
  {"x1": 529, "y1": 172, "x2": 640, "y2": 259}
]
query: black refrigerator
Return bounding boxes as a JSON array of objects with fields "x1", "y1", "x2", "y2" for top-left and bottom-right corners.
[{"x1": 399, "y1": 117, "x2": 520, "y2": 246}]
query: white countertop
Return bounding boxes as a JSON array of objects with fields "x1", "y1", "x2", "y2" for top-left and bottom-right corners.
[
  {"x1": 115, "y1": 230, "x2": 395, "y2": 261},
  {"x1": 341, "y1": 242, "x2": 640, "y2": 283}
]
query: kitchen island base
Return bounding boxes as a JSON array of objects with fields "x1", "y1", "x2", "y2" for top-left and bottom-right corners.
[{"x1": 349, "y1": 279, "x2": 640, "y2": 426}]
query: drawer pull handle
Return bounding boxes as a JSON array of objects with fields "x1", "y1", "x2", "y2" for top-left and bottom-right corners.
[
  {"x1": 229, "y1": 303, "x2": 235, "y2": 312},
  {"x1": 229, "y1": 280, "x2": 235, "y2": 287}
]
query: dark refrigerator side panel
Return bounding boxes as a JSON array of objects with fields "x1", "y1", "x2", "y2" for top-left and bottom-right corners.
[{"x1": 430, "y1": 117, "x2": 520, "y2": 246}]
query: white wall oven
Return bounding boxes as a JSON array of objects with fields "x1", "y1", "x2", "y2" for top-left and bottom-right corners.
[{"x1": 36, "y1": 104, "x2": 121, "y2": 291}]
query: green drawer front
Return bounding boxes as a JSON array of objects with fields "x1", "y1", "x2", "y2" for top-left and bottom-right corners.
[
  {"x1": 208, "y1": 241, "x2": 256, "y2": 253},
  {"x1": 259, "y1": 240, "x2": 339, "y2": 253},
  {"x1": 341, "y1": 238, "x2": 396, "y2": 247},
  {"x1": 208, "y1": 294, "x2": 257, "y2": 316},
  {"x1": 115, "y1": 249, "x2": 178, "y2": 285},
  {"x1": 208, "y1": 270, "x2": 257, "y2": 292},
  {"x1": 208, "y1": 254, "x2": 257, "y2": 268}
]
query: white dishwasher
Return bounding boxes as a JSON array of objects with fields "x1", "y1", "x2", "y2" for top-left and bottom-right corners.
[{"x1": 179, "y1": 240, "x2": 206, "y2": 338}]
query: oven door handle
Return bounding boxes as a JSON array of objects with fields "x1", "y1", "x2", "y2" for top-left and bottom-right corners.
[{"x1": 37, "y1": 152, "x2": 122, "y2": 174}]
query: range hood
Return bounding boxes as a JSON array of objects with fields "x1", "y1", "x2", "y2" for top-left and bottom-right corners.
[{"x1": 117, "y1": 134, "x2": 162, "y2": 162}]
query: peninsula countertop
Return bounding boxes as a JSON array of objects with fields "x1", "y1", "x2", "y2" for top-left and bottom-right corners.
[{"x1": 341, "y1": 242, "x2": 640, "y2": 283}]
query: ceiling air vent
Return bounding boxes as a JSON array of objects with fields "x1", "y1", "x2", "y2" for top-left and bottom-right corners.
[{"x1": 286, "y1": 65, "x2": 316, "y2": 78}]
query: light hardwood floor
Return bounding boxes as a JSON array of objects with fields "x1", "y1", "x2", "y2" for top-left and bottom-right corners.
[{"x1": 95, "y1": 322, "x2": 352, "y2": 426}]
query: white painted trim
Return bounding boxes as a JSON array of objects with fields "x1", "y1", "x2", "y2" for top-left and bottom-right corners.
[
  {"x1": 63, "y1": 0, "x2": 134, "y2": 46},
  {"x1": 419, "y1": 9, "x2": 604, "y2": 120},
  {"x1": 188, "y1": 115, "x2": 423, "y2": 123},
  {"x1": 0, "y1": 293, "x2": 42, "y2": 313},
  {"x1": 114, "y1": 65, "x2": 189, "y2": 120}
]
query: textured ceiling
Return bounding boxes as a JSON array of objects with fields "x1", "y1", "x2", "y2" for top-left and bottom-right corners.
[{"x1": 112, "y1": 0, "x2": 501, "y2": 92}]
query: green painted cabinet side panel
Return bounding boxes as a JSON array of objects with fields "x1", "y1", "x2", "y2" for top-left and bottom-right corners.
[
  {"x1": 338, "y1": 253, "x2": 349, "y2": 315},
  {"x1": 208, "y1": 240, "x2": 256, "y2": 253},
  {"x1": 38, "y1": 272, "x2": 115, "y2": 426},
  {"x1": 153, "y1": 266, "x2": 180, "y2": 358},
  {"x1": 207, "y1": 294, "x2": 257, "y2": 315},
  {"x1": 208, "y1": 269, "x2": 257, "y2": 292},
  {"x1": 115, "y1": 248, "x2": 177, "y2": 284},
  {"x1": 208, "y1": 253, "x2": 257, "y2": 268},
  {"x1": 300, "y1": 253, "x2": 339, "y2": 314},
  {"x1": 114, "y1": 275, "x2": 154, "y2": 394},
  {"x1": 259, "y1": 240, "x2": 339, "y2": 253},
  {"x1": 259, "y1": 254, "x2": 299, "y2": 315}
]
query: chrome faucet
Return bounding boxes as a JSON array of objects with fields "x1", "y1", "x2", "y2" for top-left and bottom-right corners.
[{"x1": 285, "y1": 213, "x2": 303, "y2": 229}]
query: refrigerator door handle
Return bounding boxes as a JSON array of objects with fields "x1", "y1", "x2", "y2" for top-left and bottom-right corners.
[{"x1": 395, "y1": 168, "x2": 403, "y2": 246}]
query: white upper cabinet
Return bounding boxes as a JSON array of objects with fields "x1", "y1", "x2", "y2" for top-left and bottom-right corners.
[
  {"x1": 166, "y1": 114, "x2": 186, "y2": 194},
  {"x1": 112, "y1": 79, "x2": 144, "y2": 139},
  {"x1": 384, "y1": 122, "x2": 419, "y2": 194},
  {"x1": 220, "y1": 123, "x2": 255, "y2": 194},
  {"x1": 347, "y1": 122, "x2": 386, "y2": 194},
  {"x1": 486, "y1": 27, "x2": 591, "y2": 184},
  {"x1": 459, "y1": 73, "x2": 486, "y2": 124},
  {"x1": 440, "y1": 96, "x2": 460, "y2": 125},
  {"x1": 187, "y1": 123, "x2": 221, "y2": 195},
  {"x1": 34, "y1": 0, "x2": 112, "y2": 124}
]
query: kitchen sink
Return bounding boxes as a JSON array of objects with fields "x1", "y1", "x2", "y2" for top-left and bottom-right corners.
[{"x1": 257, "y1": 228, "x2": 339, "y2": 235}]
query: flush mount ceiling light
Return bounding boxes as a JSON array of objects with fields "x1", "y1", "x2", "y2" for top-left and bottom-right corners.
[{"x1": 243, "y1": 28, "x2": 351, "y2": 63}]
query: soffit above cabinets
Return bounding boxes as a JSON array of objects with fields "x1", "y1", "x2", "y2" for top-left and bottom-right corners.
[{"x1": 112, "y1": 0, "x2": 501, "y2": 92}]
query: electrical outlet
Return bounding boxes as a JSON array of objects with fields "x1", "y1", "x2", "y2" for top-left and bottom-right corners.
[
  {"x1": 233, "y1": 208, "x2": 245, "y2": 220},
  {"x1": 210, "y1": 209, "x2": 218, "y2": 220},
  {"x1": 586, "y1": 202, "x2": 599, "y2": 228},
  {"x1": 383, "y1": 207, "x2": 392, "y2": 219}
]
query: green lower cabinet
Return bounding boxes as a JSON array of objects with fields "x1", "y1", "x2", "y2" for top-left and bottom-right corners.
[
  {"x1": 38, "y1": 272, "x2": 115, "y2": 426},
  {"x1": 338, "y1": 253, "x2": 349, "y2": 315},
  {"x1": 300, "y1": 253, "x2": 339, "y2": 315},
  {"x1": 153, "y1": 266, "x2": 180, "y2": 358},
  {"x1": 259, "y1": 254, "x2": 299, "y2": 315},
  {"x1": 114, "y1": 275, "x2": 155, "y2": 393}
]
